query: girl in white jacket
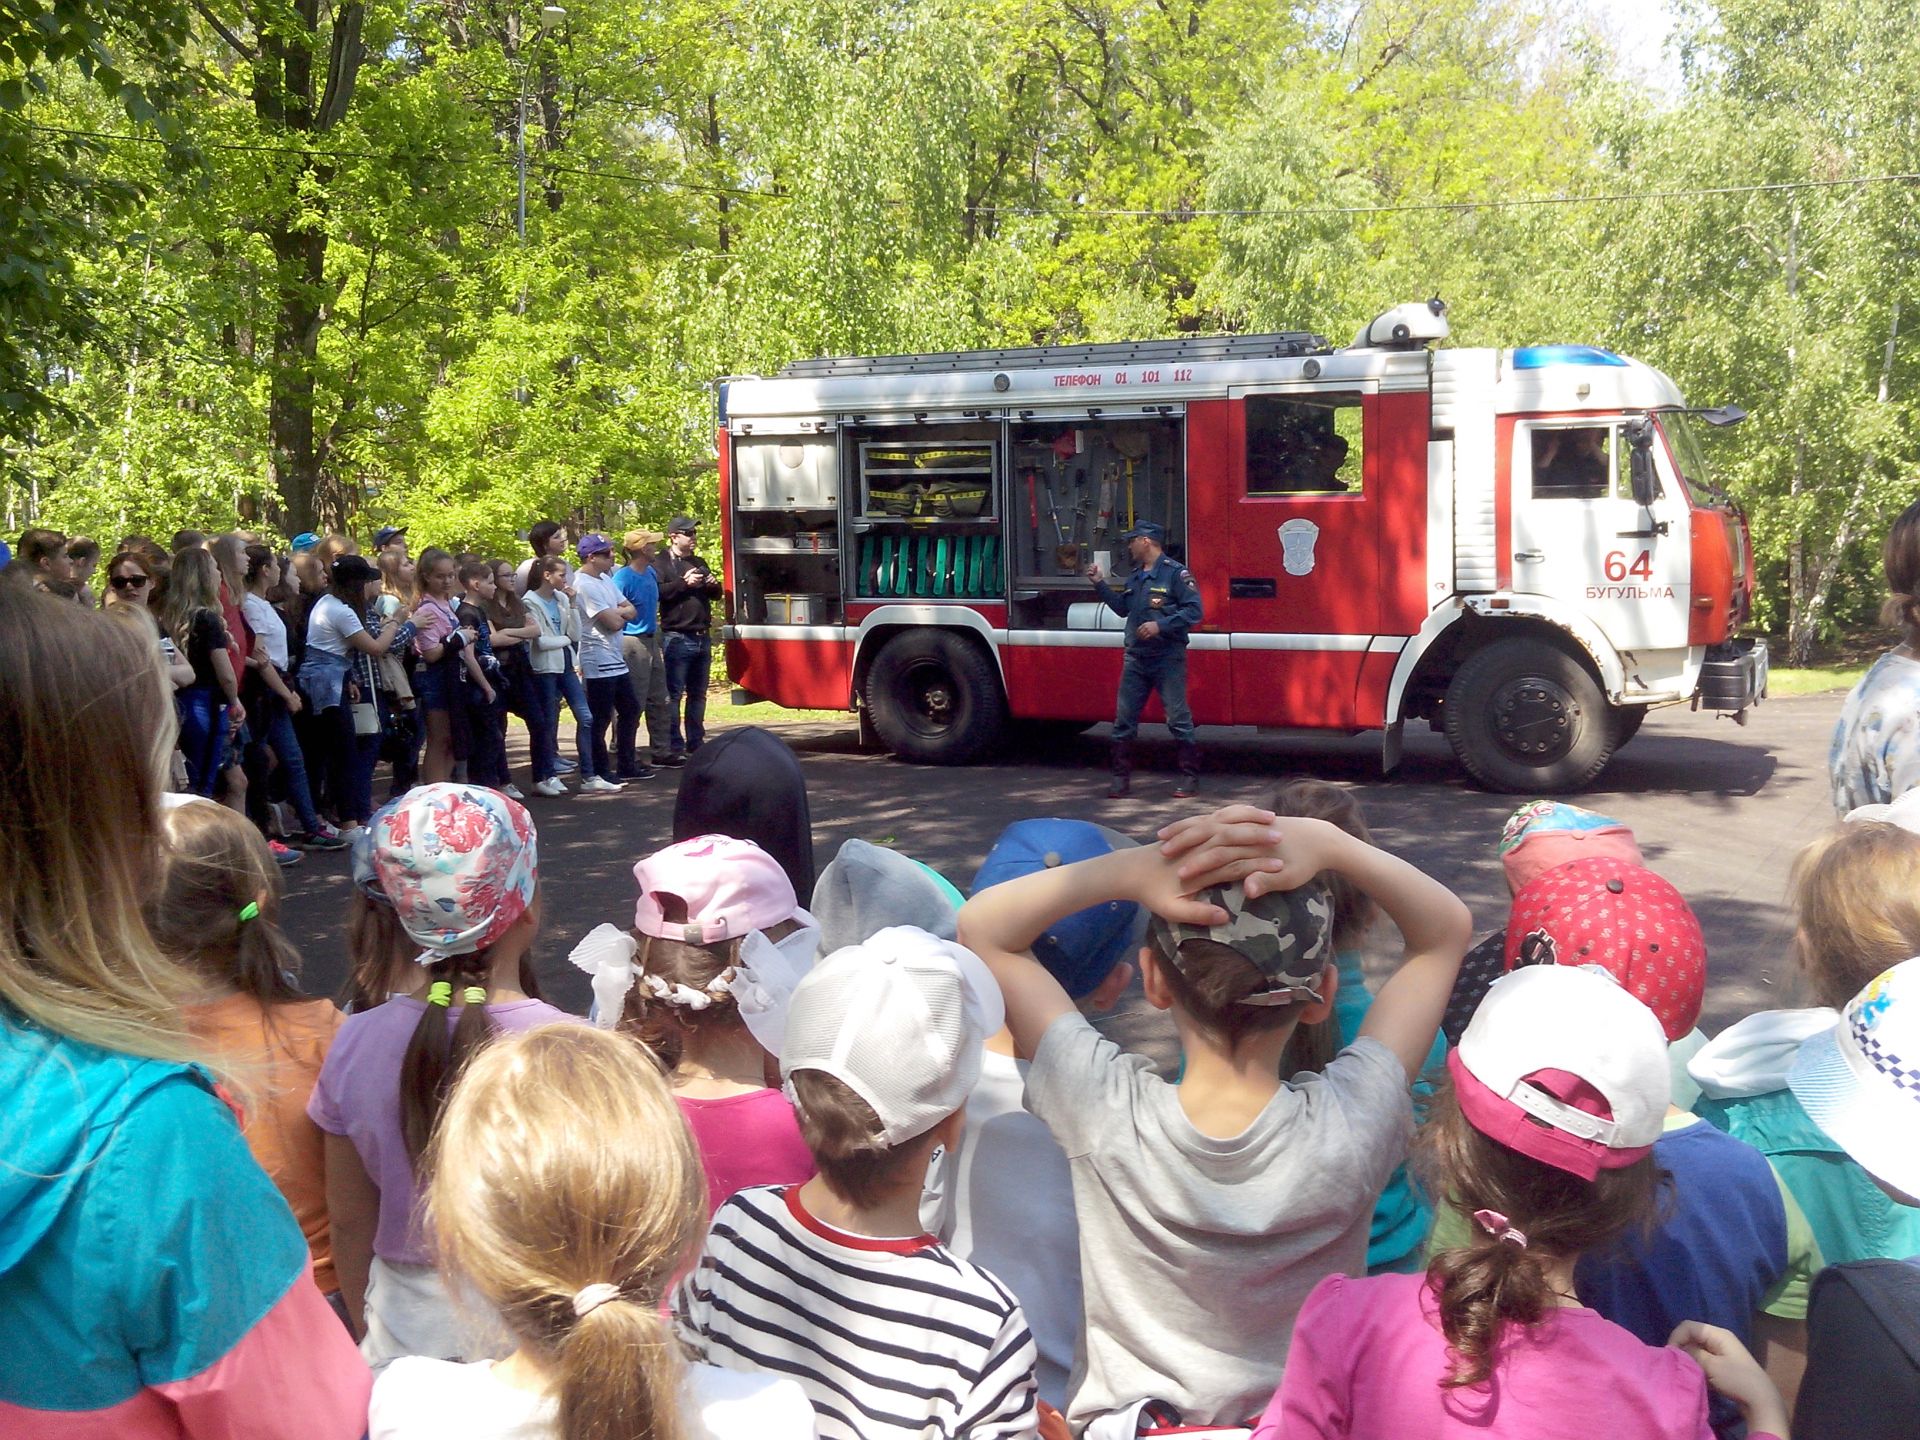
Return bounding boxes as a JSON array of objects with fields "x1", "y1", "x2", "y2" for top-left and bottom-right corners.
[{"x1": 524, "y1": 557, "x2": 596, "y2": 796}]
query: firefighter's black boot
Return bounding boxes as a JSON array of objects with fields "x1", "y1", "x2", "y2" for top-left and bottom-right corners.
[
  {"x1": 1107, "y1": 740, "x2": 1133, "y2": 798},
  {"x1": 1172, "y1": 741, "x2": 1201, "y2": 799}
]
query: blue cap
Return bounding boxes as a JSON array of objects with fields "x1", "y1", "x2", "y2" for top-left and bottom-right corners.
[
  {"x1": 289, "y1": 532, "x2": 320, "y2": 552},
  {"x1": 576, "y1": 532, "x2": 613, "y2": 558},
  {"x1": 372, "y1": 525, "x2": 407, "y2": 547},
  {"x1": 971, "y1": 819, "x2": 1147, "y2": 998},
  {"x1": 1119, "y1": 521, "x2": 1165, "y2": 545}
]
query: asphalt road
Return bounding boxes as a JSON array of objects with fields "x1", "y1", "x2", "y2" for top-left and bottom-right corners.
[{"x1": 278, "y1": 691, "x2": 1843, "y2": 1034}]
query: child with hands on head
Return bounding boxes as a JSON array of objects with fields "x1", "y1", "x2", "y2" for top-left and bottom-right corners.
[
  {"x1": 308, "y1": 783, "x2": 578, "y2": 1369},
  {"x1": 568, "y1": 834, "x2": 819, "y2": 1215},
  {"x1": 957, "y1": 803, "x2": 1473, "y2": 1433},
  {"x1": 1254, "y1": 964, "x2": 1790, "y2": 1440},
  {"x1": 368, "y1": 1024, "x2": 814, "y2": 1440},
  {"x1": 674, "y1": 925, "x2": 1041, "y2": 1440}
]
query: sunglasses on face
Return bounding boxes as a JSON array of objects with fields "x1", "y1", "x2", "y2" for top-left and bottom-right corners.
[{"x1": 109, "y1": 574, "x2": 151, "y2": 590}]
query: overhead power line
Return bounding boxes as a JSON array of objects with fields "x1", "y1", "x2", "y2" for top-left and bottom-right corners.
[
  {"x1": 977, "y1": 171, "x2": 1920, "y2": 220},
  {"x1": 24, "y1": 122, "x2": 1920, "y2": 219}
]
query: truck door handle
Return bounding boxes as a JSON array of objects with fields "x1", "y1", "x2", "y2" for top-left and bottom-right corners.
[
  {"x1": 1514, "y1": 550, "x2": 1545, "y2": 563},
  {"x1": 1616, "y1": 526, "x2": 1669, "y2": 538}
]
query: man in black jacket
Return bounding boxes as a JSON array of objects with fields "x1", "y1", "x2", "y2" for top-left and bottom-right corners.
[{"x1": 653, "y1": 514, "x2": 722, "y2": 756}]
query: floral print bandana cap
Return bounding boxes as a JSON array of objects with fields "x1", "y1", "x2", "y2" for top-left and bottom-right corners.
[
  {"x1": 372, "y1": 783, "x2": 539, "y2": 965},
  {"x1": 1497, "y1": 799, "x2": 1641, "y2": 894}
]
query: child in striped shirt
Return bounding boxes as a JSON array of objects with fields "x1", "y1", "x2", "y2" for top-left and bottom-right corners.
[{"x1": 674, "y1": 925, "x2": 1040, "y2": 1439}]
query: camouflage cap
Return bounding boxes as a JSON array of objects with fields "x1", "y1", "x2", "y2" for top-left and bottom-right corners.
[{"x1": 1150, "y1": 880, "x2": 1336, "y2": 1006}]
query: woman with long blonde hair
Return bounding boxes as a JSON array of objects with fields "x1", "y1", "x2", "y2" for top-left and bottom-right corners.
[
  {"x1": 162, "y1": 546, "x2": 246, "y2": 798},
  {"x1": 368, "y1": 1024, "x2": 813, "y2": 1439},
  {"x1": 0, "y1": 584, "x2": 369, "y2": 1435}
]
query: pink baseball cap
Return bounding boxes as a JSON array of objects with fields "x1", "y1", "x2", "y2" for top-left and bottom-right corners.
[
  {"x1": 1452, "y1": 965, "x2": 1670, "y2": 1181},
  {"x1": 632, "y1": 834, "x2": 800, "y2": 943},
  {"x1": 1502, "y1": 858, "x2": 1706, "y2": 1041}
]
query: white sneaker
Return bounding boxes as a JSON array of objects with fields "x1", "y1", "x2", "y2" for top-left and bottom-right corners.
[
  {"x1": 580, "y1": 776, "x2": 622, "y2": 794},
  {"x1": 533, "y1": 777, "x2": 568, "y2": 798},
  {"x1": 501, "y1": 783, "x2": 526, "y2": 800}
]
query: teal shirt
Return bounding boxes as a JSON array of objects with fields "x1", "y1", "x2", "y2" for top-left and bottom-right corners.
[
  {"x1": 1694, "y1": 1085, "x2": 1920, "y2": 1266},
  {"x1": 1333, "y1": 947, "x2": 1446, "y2": 1272}
]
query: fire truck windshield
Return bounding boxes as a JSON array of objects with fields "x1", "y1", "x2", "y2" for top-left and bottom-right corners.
[{"x1": 1654, "y1": 411, "x2": 1721, "y2": 507}]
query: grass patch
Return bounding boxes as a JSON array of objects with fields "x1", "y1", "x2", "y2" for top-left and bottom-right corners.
[
  {"x1": 1767, "y1": 664, "x2": 1868, "y2": 697},
  {"x1": 712, "y1": 698, "x2": 854, "y2": 727}
]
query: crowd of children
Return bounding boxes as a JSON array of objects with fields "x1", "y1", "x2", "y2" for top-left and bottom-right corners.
[{"x1": 8, "y1": 561, "x2": 1920, "y2": 1440}]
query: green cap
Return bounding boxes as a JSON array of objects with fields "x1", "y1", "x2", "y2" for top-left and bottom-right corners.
[{"x1": 1150, "y1": 881, "x2": 1335, "y2": 1006}]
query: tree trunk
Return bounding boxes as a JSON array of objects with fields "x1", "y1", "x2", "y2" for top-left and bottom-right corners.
[
  {"x1": 267, "y1": 225, "x2": 327, "y2": 532},
  {"x1": 1790, "y1": 295, "x2": 1900, "y2": 665}
]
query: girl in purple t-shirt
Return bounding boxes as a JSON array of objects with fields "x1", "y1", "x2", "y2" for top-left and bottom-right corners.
[
  {"x1": 309, "y1": 784, "x2": 579, "y2": 1370},
  {"x1": 568, "y1": 834, "x2": 819, "y2": 1215},
  {"x1": 1254, "y1": 965, "x2": 1789, "y2": 1440}
]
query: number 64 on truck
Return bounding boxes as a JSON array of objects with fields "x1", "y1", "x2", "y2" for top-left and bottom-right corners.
[{"x1": 715, "y1": 298, "x2": 1766, "y2": 792}]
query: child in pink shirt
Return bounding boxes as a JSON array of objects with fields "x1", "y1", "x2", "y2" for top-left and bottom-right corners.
[
  {"x1": 570, "y1": 834, "x2": 818, "y2": 1213},
  {"x1": 1254, "y1": 965, "x2": 1789, "y2": 1440}
]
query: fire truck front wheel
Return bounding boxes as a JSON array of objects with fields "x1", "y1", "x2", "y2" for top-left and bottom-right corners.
[
  {"x1": 863, "y1": 630, "x2": 1008, "y2": 765},
  {"x1": 1443, "y1": 638, "x2": 1615, "y2": 793}
]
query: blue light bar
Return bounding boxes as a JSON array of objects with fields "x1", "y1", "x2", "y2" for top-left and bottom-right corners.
[{"x1": 1512, "y1": 345, "x2": 1629, "y2": 369}]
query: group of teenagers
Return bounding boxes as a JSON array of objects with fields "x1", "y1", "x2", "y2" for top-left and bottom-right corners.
[
  {"x1": 0, "y1": 515, "x2": 723, "y2": 865},
  {"x1": 10, "y1": 512, "x2": 1920, "y2": 1440}
]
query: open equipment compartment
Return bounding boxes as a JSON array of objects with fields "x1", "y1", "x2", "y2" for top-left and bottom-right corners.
[
  {"x1": 1008, "y1": 410, "x2": 1186, "y2": 631},
  {"x1": 846, "y1": 421, "x2": 1005, "y2": 601},
  {"x1": 731, "y1": 432, "x2": 842, "y2": 625}
]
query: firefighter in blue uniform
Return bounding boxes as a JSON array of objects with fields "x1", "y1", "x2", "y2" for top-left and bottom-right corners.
[{"x1": 1086, "y1": 521, "x2": 1204, "y2": 798}]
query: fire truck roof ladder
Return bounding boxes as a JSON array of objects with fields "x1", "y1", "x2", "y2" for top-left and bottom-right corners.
[{"x1": 777, "y1": 330, "x2": 1334, "y2": 379}]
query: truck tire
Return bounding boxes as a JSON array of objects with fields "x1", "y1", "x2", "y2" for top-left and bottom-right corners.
[
  {"x1": 1612, "y1": 704, "x2": 1649, "y2": 748},
  {"x1": 863, "y1": 630, "x2": 1007, "y2": 765},
  {"x1": 1443, "y1": 638, "x2": 1614, "y2": 793}
]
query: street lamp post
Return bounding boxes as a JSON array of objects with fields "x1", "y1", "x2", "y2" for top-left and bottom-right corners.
[{"x1": 515, "y1": 5, "x2": 567, "y2": 250}]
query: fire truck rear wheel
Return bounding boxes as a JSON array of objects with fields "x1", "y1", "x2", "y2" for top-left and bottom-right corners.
[
  {"x1": 863, "y1": 630, "x2": 1008, "y2": 765},
  {"x1": 1443, "y1": 638, "x2": 1614, "y2": 793}
]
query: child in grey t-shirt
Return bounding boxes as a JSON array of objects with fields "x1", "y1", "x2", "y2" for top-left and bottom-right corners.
[{"x1": 957, "y1": 805, "x2": 1471, "y2": 1429}]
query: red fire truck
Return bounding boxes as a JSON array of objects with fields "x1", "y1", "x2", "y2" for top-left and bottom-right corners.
[{"x1": 716, "y1": 300, "x2": 1766, "y2": 791}]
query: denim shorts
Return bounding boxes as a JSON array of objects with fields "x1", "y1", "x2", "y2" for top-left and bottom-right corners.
[{"x1": 413, "y1": 659, "x2": 453, "y2": 712}]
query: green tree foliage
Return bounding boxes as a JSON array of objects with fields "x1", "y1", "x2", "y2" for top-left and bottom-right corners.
[{"x1": 4, "y1": 0, "x2": 1917, "y2": 649}]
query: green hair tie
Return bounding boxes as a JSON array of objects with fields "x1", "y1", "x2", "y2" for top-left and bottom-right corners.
[
  {"x1": 462, "y1": 986, "x2": 488, "y2": 1007},
  {"x1": 236, "y1": 901, "x2": 260, "y2": 924},
  {"x1": 427, "y1": 981, "x2": 453, "y2": 1007}
]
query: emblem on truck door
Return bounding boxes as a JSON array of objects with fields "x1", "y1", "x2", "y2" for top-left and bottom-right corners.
[{"x1": 1278, "y1": 519, "x2": 1321, "y2": 577}]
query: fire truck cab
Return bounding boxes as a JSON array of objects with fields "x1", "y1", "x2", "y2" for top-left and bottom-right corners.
[{"x1": 717, "y1": 300, "x2": 1766, "y2": 792}]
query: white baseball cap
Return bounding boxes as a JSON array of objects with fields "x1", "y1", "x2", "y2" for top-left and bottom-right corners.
[
  {"x1": 780, "y1": 925, "x2": 1005, "y2": 1146},
  {"x1": 1844, "y1": 792, "x2": 1920, "y2": 833},
  {"x1": 1789, "y1": 957, "x2": 1920, "y2": 1200},
  {"x1": 1450, "y1": 964, "x2": 1671, "y2": 1180}
]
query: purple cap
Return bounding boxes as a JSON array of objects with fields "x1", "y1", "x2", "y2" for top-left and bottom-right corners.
[{"x1": 576, "y1": 533, "x2": 613, "y2": 558}]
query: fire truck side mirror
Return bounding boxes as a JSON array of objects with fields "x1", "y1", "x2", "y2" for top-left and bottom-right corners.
[{"x1": 1625, "y1": 420, "x2": 1657, "y2": 508}]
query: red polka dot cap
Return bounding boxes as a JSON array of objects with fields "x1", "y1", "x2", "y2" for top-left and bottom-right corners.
[{"x1": 1502, "y1": 858, "x2": 1706, "y2": 1041}]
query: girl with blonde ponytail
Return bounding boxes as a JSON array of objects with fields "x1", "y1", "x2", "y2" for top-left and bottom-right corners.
[
  {"x1": 149, "y1": 798, "x2": 345, "y2": 1305},
  {"x1": 1250, "y1": 966, "x2": 1788, "y2": 1440},
  {"x1": 369, "y1": 1025, "x2": 814, "y2": 1440}
]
